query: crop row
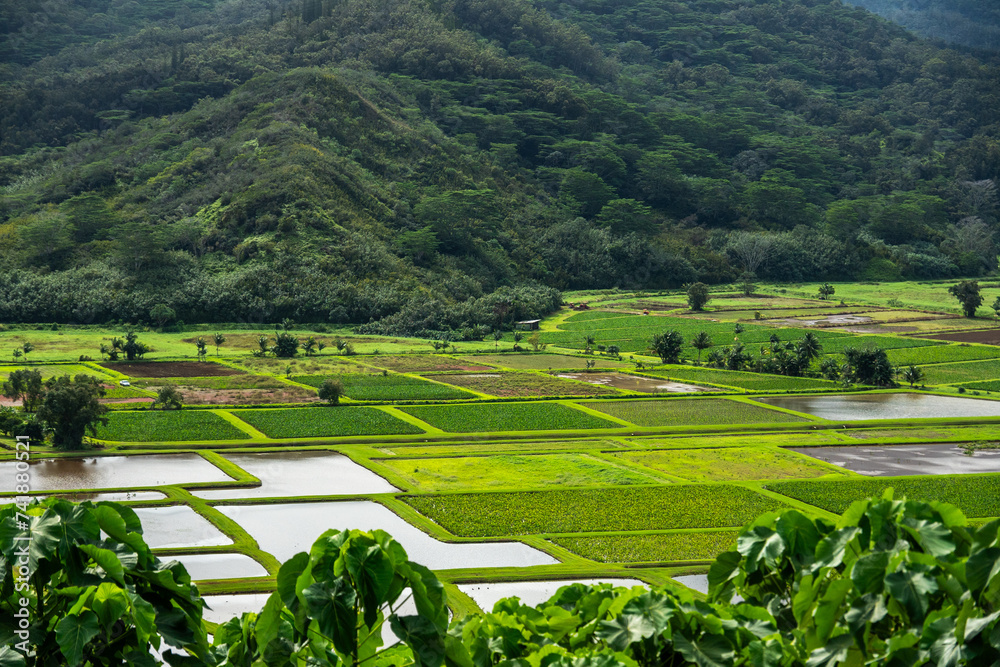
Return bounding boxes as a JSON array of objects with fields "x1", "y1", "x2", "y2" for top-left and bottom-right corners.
[
  {"x1": 233, "y1": 406, "x2": 424, "y2": 438},
  {"x1": 291, "y1": 373, "x2": 474, "y2": 400},
  {"x1": 403, "y1": 485, "x2": 790, "y2": 536},
  {"x1": 585, "y1": 398, "x2": 807, "y2": 427},
  {"x1": 882, "y1": 344, "x2": 1000, "y2": 366},
  {"x1": 920, "y1": 359, "x2": 1000, "y2": 385},
  {"x1": 552, "y1": 531, "x2": 741, "y2": 563},
  {"x1": 818, "y1": 335, "x2": 942, "y2": 354},
  {"x1": 766, "y1": 474, "x2": 1000, "y2": 517},
  {"x1": 401, "y1": 402, "x2": 616, "y2": 432},
  {"x1": 97, "y1": 411, "x2": 250, "y2": 442}
]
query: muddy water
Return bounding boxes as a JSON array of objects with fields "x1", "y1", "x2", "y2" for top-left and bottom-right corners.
[
  {"x1": 555, "y1": 373, "x2": 717, "y2": 394},
  {"x1": 458, "y1": 578, "x2": 645, "y2": 611},
  {"x1": 755, "y1": 393, "x2": 1000, "y2": 421},
  {"x1": 194, "y1": 451, "x2": 397, "y2": 500},
  {"x1": 790, "y1": 443, "x2": 1000, "y2": 476},
  {"x1": 0, "y1": 454, "x2": 231, "y2": 493},
  {"x1": 132, "y1": 506, "x2": 232, "y2": 549},
  {"x1": 165, "y1": 553, "x2": 269, "y2": 580},
  {"x1": 217, "y1": 501, "x2": 558, "y2": 569}
]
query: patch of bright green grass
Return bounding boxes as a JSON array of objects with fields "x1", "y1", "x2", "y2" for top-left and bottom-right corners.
[
  {"x1": 614, "y1": 447, "x2": 843, "y2": 482},
  {"x1": 401, "y1": 402, "x2": 618, "y2": 432},
  {"x1": 133, "y1": 375, "x2": 289, "y2": 390},
  {"x1": 426, "y1": 371, "x2": 617, "y2": 397},
  {"x1": 954, "y1": 380, "x2": 1000, "y2": 392},
  {"x1": 0, "y1": 364, "x2": 110, "y2": 380},
  {"x1": 767, "y1": 474, "x2": 1000, "y2": 517},
  {"x1": 378, "y1": 453, "x2": 663, "y2": 491},
  {"x1": 819, "y1": 335, "x2": 942, "y2": 354},
  {"x1": 404, "y1": 485, "x2": 790, "y2": 535},
  {"x1": 920, "y1": 359, "x2": 1000, "y2": 385},
  {"x1": 460, "y1": 354, "x2": 629, "y2": 370},
  {"x1": 553, "y1": 531, "x2": 740, "y2": 563},
  {"x1": 101, "y1": 385, "x2": 155, "y2": 399},
  {"x1": 384, "y1": 439, "x2": 624, "y2": 456},
  {"x1": 97, "y1": 411, "x2": 249, "y2": 441},
  {"x1": 884, "y1": 344, "x2": 1000, "y2": 366},
  {"x1": 291, "y1": 374, "x2": 474, "y2": 400},
  {"x1": 232, "y1": 407, "x2": 424, "y2": 438},
  {"x1": 584, "y1": 398, "x2": 807, "y2": 427},
  {"x1": 646, "y1": 366, "x2": 837, "y2": 391}
]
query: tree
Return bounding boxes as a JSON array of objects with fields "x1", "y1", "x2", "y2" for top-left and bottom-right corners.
[
  {"x1": 2, "y1": 368, "x2": 44, "y2": 412},
  {"x1": 21, "y1": 341, "x2": 33, "y2": 362},
  {"x1": 11, "y1": 348, "x2": 21, "y2": 363},
  {"x1": 819, "y1": 357, "x2": 841, "y2": 380},
  {"x1": 213, "y1": 332, "x2": 226, "y2": 355},
  {"x1": 153, "y1": 385, "x2": 184, "y2": 409},
  {"x1": 271, "y1": 331, "x2": 299, "y2": 358},
  {"x1": 195, "y1": 337, "x2": 207, "y2": 361},
  {"x1": 492, "y1": 330, "x2": 504, "y2": 351},
  {"x1": 112, "y1": 331, "x2": 147, "y2": 361},
  {"x1": 739, "y1": 272, "x2": 756, "y2": 297},
  {"x1": 527, "y1": 332, "x2": 546, "y2": 352},
  {"x1": 149, "y1": 303, "x2": 175, "y2": 326},
  {"x1": 512, "y1": 331, "x2": 524, "y2": 349},
  {"x1": 691, "y1": 331, "x2": 713, "y2": 364},
  {"x1": 650, "y1": 330, "x2": 684, "y2": 363},
  {"x1": 686, "y1": 282, "x2": 710, "y2": 311},
  {"x1": 726, "y1": 231, "x2": 775, "y2": 275},
  {"x1": 901, "y1": 364, "x2": 925, "y2": 388},
  {"x1": 303, "y1": 335, "x2": 318, "y2": 356},
  {"x1": 843, "y1": 346, "x2": 896, "y2": 386},
  {"x1": 818, "y1": 283, "x2": 835, "y2": 300},
  {"x1": 949, "y1": 279, "x2": 983, "y2": 317},
  {"x1": 318, "y1": 378, "x2": 344, "y2": 405},
  {"x1": 994, "y1": 296, "x2": 1000, "y2": 319},
  {"x1": 36, "y1": 374, "x2": 108, "y2": 450},
  {"x1": 795, "y1": 332, "x2": 823, "y2": 366}
]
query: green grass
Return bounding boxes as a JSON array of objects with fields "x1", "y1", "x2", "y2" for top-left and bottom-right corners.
[
  {"x1": 404, "y1": 485, "x2": 791, "y2": 535},
  {"x1": 291, "y1": 373, "x2": 474, "y2": 400},
  {"x1": 460, "y1": 354, "x2": 630, "y2": 370},
  {"x1": 883, "y1": 344, "x2": 1000, "y2": 366},
  {"x1": 614, "y1": 447, "x2": 844, "y2": 482},
  {"x1": 401, "y1": 403, "x2": 618, "y2": 432},
  {"x1": 356, "y1": 355, "x2": 488, "y2": 372},
  {"x1": 553, "y1": 531, "x2": 740, "y2": 563},
  {"x1": 384, "y1": 439, "x2": 625, "y2": 456},
  {"x1": 920, "y1": 359, "x2": 1000, "y2": 385},
  {"x1": 646, "y1": 366, "x2": 838, "y2": 391},
  {"x1": 953, "y1": 380, "x2": 1000, "y2": 392},
  {"x1": 101, "y1": 385, "x2": 155, "y2": 399},
  {"x1": 377, "y1": 453, "x2": 663, "y2": 491},
  {"x1": 232, "y1": 407, "x2": 424, "y2": 438},
  {"x1": 424, "y1": 372, "x2": 618, "y2": 397},
  {"x1": 819, "y1": 335, "x2": 943, "y2": 354},
  {"x1": 583, "y1": 398, "x2": 807, "y2": 427},
  {"x1": 133, "y1": 375, "x2": 289, "y2": 390},
  {"x1": 767, "y1": 474, "x2": 1000, "y2": 517},
  {"x1": 0, "y1": 363, "x2": 110, "y2": 380},
  {"x1": 97, "y1": 411, "x2": 250, "y2": 441}
]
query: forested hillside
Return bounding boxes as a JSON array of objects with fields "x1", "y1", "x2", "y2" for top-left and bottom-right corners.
[
  {"x1": 842, "y1": 0, "x2": 1000, "y2": 51},
  {"x1": 1, "y1": 0, "x2": 998, "y2": 334}
]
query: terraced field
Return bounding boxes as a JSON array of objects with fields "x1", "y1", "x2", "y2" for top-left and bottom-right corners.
[{"x1": 583, "y1": 398, "x2": 808, "y2": 427}]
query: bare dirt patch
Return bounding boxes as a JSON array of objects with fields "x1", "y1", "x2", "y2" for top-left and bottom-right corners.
[
  {"x1": 916, "y1": 329, "x2": 1000, "y2": 346},
  {"x1": 776, "y1": 314, "x2": 875, "y2": 327},
  {"x1": 361, "y1": 355, "x2": 494, "y2": 373},
  {"x1": 102, "y1": 361, "x2": 244, "y2": 378},
  {"x1": 555, "y1": 372, "x2": 720, "y2": 394},
  {"x1": 168, "y1": 386, "x2": 320, "y2": 405}
]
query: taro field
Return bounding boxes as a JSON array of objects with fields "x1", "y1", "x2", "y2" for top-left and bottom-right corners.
[{"x1": 10, "y1": 287, "x2": 1000, "y2": 613}]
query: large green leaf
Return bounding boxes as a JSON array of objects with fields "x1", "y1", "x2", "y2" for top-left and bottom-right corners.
[
  {"x1": 850, "y1": 551, "x2": 890, "y2": 595},
  {"x1": 966, "y1": 547, "x2": 1000, "y2": 596},
  {"x1": 595, "y1": 614, "x2": 651, "y2": 651},
  {"x1": 885, "y1": 566, "x2": 938, "y2": 623},
  {"x1": 809, "y1": 527, "x2": 859, "y2": 573},
  {"x1": 0, "y1": 647, "x2": 26, "y2": 667},
  {"x1": 56, "y1": 611, "x2": 101, "y2": 666},
  {"x1": 346, "y1": 542, "x2": 396, "y2": 628},
  {"x1": 92, "y1": 581, "x2": 129, "y2": 632},
  {"x1": 303, "y1": 578, "x2": 359, "y2": 656},
  {"x1": 673, "y1": 632, "x2": 735, "y2": 667},
  {"x1": 79, "y1": 543, "x2": 126, "y2": 585},
  {"x1": 901, "y1": 518, "x2": 956, "y2": 560},
  {"x1": 812, "y1": 579, "x2": 853, "y2": 644},
  {"x1": 775, "y1": 510, "x2": 822, "y2": 570}
]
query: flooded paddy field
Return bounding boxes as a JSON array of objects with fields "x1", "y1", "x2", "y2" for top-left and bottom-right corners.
[
  {"x1": 789, "y1": 443, "x2": 1000, "y2": 476},
  {"x1": 0, "y1": 454, "x2": 231, "y2": 493},
  {"x1": 132, "y1": 506, "x2": 232, "y2": 549},
  {"x1": 555, "y1": 372, "x2": 718, "y2": 393},
  {"x1": 457, "y1": 578, "x2": 645, "y2": 611},
  {"x1": 165, "y1": 553, "x2": 269, "y2": 580},
  {"x1": 755, "y1": 393, "x2": 1000, "y2": 421}
]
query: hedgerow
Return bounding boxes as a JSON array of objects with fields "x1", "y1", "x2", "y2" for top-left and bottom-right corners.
[
  {"x1": 584, "y1": 398, "x2": 807, "y2": 427},
  {"x1": 766, "y1": 473, "x2": 1000, "y2": 517},
  {"x1": 291, "y1": 373, "x2": 474, "y2": 400},
  {"x1": 97, "y1": 410, "x2": 250, "y2": 441},
  {"x1": 553, "y1": 530, "x2": 741, "y2": 563},
  {"x1": 401, "y1": 402, "x2": 617, "y2": 432},
  {"x1": 232, "y1": 406, "x2": 424, "y2": 438},
  {"x1": 403, "y1": 484, "x2": 790, "y2": 535}
]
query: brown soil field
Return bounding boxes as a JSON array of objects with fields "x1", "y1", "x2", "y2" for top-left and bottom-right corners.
[
  {"x1": 173, "y1": 386, "x2": 320, "y2": 405},
  {"x1": 916, "y1": 329, "x2": 1000, "y2": 345},
  {"x1": 101, "y1": 361, "x2": 244, "y2": 377},
  {"x1": 359, "y1": 355, "x2": 494, "y2": 373}
]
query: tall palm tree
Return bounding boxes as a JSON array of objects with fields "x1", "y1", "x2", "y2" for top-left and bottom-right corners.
[{"x1": 691, "y1": 331, "x2": 712, "y2": 364}]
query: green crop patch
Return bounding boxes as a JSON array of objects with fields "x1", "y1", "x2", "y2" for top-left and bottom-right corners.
[
  {"x1": 133, "y1": 375, "x2": 289, "y2": 390},
  {"x1": 401, "y1": 402, "x2": 617, "y2": 432},
  {"x1": 424, "y1": 372, "x2": 618, "y2": 397},
  {"x1": 378, "y1": 453, "x2": 662, "y2": 491},
  {"x1": 646, "y1": 367, "x2": 837, "y2": 391},
  {"x1": 235, "y1": 356, "x2": 373, "y2": 375},
  {"x1": 233, "y1": 406, "x2": 424, "y2": 438},
  {"x1": 384, "y1": 439, "x2": 624, "y2": 456},
  {"x1": 359, "y1": 355, "x2": 493, "y2": 372},
  {"x1": 404, "y1": 485, "x2": 790, "y2": 535},
  {"x1": 615, "y1": 447, "x2": 843, "y2": 482},
  {"x1": 584, "y1": 398, "x2": 807, "y2": 427},
  {"x1": 884, "y1": 344, "x2": 1000, "y2": 366},
  {"x1": 101, "y1": 384, "x2": 155, "y2": 400},
  {"x1": 97, "y1": 411, "x2": 250, "y2": 442},
  {"x1": 0, "y1": 364, "x2": 110, "y2": 380},
  {"x1": 291, "y1": 373, "x2": 474, "y2": 400},
  {"x1": 553, "y1": 531, "x2": 740, "y2": 563},
  {"x1": 920, "y1": 359, "x2": 1000, "y2": 385},
  {"x1": 767, "y1": 475, "x2": 1000, "y2": 517},
  {"x1": 817, "y1": 335, "x2": 942, "y2": 354},
  {"x1": 955, "y1": 380, "x2": 1000, "y2": 393},
  {"x1": 460, "y1": 354, "x2": 629, "y2": 370}
]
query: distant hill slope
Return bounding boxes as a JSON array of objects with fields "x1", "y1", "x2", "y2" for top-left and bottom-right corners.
[
  {"x1": 842, "y1": 0, "x2": 1000, "y2": 51},
  {"x1": 0, "y1": 0, "x2": 998, "y2": 333}
]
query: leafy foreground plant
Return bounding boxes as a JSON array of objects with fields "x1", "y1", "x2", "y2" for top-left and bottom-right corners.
[{"x1": 6, "y1": 495, "x2": 1000, "y2": 666}]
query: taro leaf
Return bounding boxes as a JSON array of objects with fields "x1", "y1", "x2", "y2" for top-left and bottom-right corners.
[
  {"x1": 346, "y1": 542, "x2": 396, "y2": 628},
  {"x1": 707, "y1": 551, "x2": 742, "y2": 602},
  {"x1": 0, "y1": 646, "x2": 26, "y2": 667},
  {"x1": 792, "y1": 574, "x2": 819, "y2": 626},
  {"x1": 390, "y1": 614, "x2": 446, "y2": 667},
  {"x1": 813, "y1": 579, "x2": 854, "y2": 644},
  {"x1": 804, "y1": 633, "x2": 852, "y2": 667},
  {"x1": 737, "y1": 527, "x2": 785, "y2": 573},
  {"x1": 850, "y1": 551, "x2": 890, "y2": 596},
  {"x1": 123, "y1": 648, "x2": 159, "y2": 667},
  {"x1": 672, "y1": 632, "x2": 735, "y2": 667},
  {"x1": 747, "y1": 638, "x2": 785, "y2": 667},
  {"x1": 27, "y1": 510, "x2": 63, "y2": 570},
  {"x1": 885, "y1": 568, "x2": 938, "y2": 623},
  {"x1": 775, "y1": 511, "x2": 821, "y2": 570},
  {"x1": 276, "y1": 551, "x2": 310, "y2": 608},
  {"x1": 401, "y1": 561, "x2": 448, "y2": 628},
  {"x1": 596, "y1": 614, "x2": 653, "y2": 651},
  {"x1": 125, "y1": 588, "x2": 157, "y2": 645},
  {"x1": 303, "y1": 578, "x2": 359, "y2": 656},
  {"x1": 621, "y1": 592, "x2": 673, "y2": 635},
  {"x1": 92, "y1": 582, "x2": 129, "y2": 631},
  {"x1": 902, "y1": 518, "x2": 956, "y2": 560},
  {"x1": 79, "y1": 544, "x2": 125, "y2": 585},
  {"x1": 97, "y1": 502, "x2": 143, "y2": 535},
  {"x1": 254, "y1": 592, "x2": 286, "y2": 652},
  {"x1": 91, "y1": 505, "x2": 129, "y2": 542},
  {"x1": 843, "y1": 593, "x2": 887, "y2": 636},
  {"x1": 155, "y1": 606, "x2": 198, "y2": 648},
  {"x1": 925, "y1": 614, "x2": 962, "y2": 667},
  {"x1": 56, "y1": 610, "x2": 101, "y2": 667},
  {"x1": 810, "y1": 527, "x2": 860, "y2": 574},
  {"x1": 966, "y1": 547, "x2": 1000, "y2": 597}
]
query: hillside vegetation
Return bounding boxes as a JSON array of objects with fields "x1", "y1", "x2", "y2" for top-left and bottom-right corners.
[
  {"x1": 1, "y1": 0, "x2": 998, "y2": 334},
  {"x1": 843, "y1": 0, "x2": 1000, "y2": 51}
]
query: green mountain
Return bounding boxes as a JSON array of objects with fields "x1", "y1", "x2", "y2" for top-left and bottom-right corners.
[
  {"x1": 842, "y1": 0, "x2": 1000, "y2": 51},
  {"x1": 1, "y1": 0, "x2": 998, "y2": 333}
]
